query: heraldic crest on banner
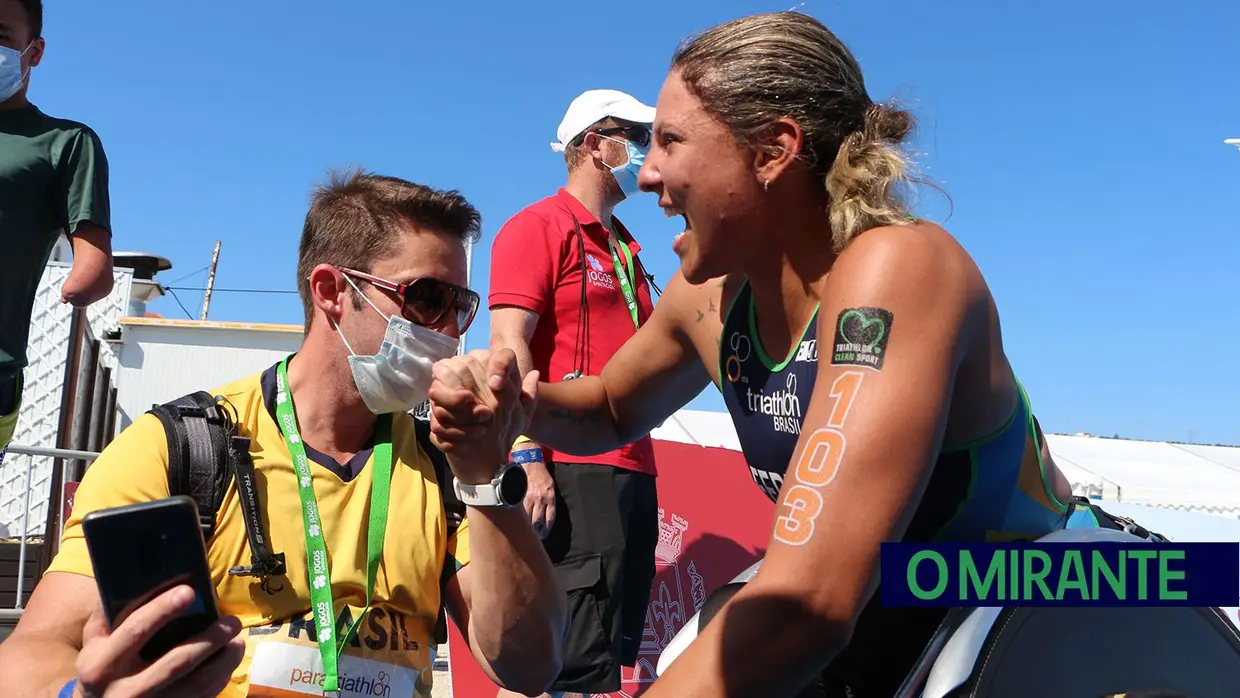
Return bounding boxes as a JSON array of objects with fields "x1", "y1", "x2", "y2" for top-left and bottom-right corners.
[{"x1": 593, "y1": 508, "x2": 704, "y2": 698}]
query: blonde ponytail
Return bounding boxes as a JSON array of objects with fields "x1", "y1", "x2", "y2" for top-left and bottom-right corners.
[{"x1": 825, "y1": 102, "x2": 917, "y2": 252}]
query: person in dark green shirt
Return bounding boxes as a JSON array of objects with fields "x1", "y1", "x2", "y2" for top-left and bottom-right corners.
[{"x1": 0, "y1": 0, "x2": 115, "y2": 452}]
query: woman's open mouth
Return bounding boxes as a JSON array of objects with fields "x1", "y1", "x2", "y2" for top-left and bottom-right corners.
[{"x1": 668, "y1": 211, "x2": 690, "y2": 254}]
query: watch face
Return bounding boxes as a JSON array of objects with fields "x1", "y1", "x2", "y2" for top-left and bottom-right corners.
[{"x1": 499, "y1": 464, "x2": 528, "y2": 506}]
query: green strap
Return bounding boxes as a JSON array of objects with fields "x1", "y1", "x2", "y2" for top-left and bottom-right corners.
[
  {"x1": 275, "y1": 356, "x2": 392, "y2": 696},
  {"x1": 607, "y1": 232, "x2": 640, "y2": 331}
]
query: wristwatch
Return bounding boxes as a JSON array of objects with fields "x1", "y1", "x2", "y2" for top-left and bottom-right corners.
[{"x1": 454, "y1": 462, "x2": 528, "y2": 508}]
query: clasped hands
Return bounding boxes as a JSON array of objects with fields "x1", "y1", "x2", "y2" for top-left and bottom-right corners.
[{"x1": 428, "y1": 348, "x2": 538, "y2": 485}]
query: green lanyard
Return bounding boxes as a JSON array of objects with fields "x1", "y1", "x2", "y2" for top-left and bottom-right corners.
[
  {"x1": 275, "y1": 357, "x2": 392, "y2": 697},
  {"x1": 607, "y1": 232, "x2": 641, "y2": 331}
]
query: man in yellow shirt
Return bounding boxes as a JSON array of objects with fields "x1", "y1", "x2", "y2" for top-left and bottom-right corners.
[{"x1": 0, "y1": 171, "x2": 568, "y2": 698}]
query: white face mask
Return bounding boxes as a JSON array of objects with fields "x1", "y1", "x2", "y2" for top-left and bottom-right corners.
[{"x1": 337, "y1": 276, "x2": 460, "y2": 415}]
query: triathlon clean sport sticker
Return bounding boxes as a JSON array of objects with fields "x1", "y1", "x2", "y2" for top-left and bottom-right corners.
[{"x1": 831, "y1": 307, "x2": 893, "y2": 370}]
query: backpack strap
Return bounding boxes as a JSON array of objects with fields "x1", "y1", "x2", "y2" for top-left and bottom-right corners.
[
  {"x1": 413, "y1": 412, "x2": 465, "y2": 647},
  {"x1": 150, "y1": 391, "x2": 286, "y2": 579},
  {"x1": 150, "y1": 391, "x2": 231, "y2": 537},
  {"x1": 226, "y1": 434, "x2": 287, "y2": 578}
]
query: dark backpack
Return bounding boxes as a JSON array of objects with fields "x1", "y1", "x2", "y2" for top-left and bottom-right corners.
[{"x1": 147, "y1": 391, "x2": 464, "y2": 645}]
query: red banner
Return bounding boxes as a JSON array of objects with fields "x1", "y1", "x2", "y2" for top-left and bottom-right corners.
[
  {"x1": 448, "y1": 440, "x2": 775, "y2": 697},
  {"x1": 63, "y1": 481, "x2": 79, "y2": 524}
]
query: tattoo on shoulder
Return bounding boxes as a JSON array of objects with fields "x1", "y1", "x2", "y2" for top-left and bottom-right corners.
[
  {"x1": 546, "y1": 406, "x2": 605, "y2": 426},
  {"x1": 695, "y1": 295, "x2": 719, "y2": 323},
  {"x1": 830, "y1": 307, "x2": 894, "y2": 371}
]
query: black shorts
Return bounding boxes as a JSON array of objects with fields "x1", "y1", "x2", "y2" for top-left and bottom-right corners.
[
  {"x1": 0, "y1": 372, "x2": 22, "y2": 453},
  {"x1": 0, "y1": 373, "x2": 20, "y2": 417},
  {"x1": 542, "y1": 461, "x2": 659, "y2": 694}
]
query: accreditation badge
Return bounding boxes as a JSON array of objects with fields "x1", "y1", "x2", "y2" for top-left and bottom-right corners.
[{"x1": 241, "y1": 605, "x2": 436, "y2": 698}]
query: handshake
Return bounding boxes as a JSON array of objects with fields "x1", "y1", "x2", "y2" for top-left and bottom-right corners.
[{"x1": 427, "y1": 348, "x2": 540, "y2": 486}]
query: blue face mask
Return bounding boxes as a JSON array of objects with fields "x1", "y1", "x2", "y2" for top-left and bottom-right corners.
[
  {"x1": 0, "y1": 43, "x2": 31, "y2": 103},
  {"x1": 603, "y1": 136, "x2": 650, "y2": 199}
]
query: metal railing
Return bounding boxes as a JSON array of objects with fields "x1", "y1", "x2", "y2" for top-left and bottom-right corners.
[
  {"x1": 0, "y1": 444, "x2": 100, "y2": 620},
  {"x1": 0, "y1": 306, "x2": 118, "y2": 625}
]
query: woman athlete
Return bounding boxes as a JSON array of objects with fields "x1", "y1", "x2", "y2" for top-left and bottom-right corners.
[{"x1": 429, "y1": 11, "x2": 1154, "y2": 698}]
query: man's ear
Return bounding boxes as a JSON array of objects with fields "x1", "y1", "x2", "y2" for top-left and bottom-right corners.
[
  {"x1": 753, "y1": 117, "x2": 804, "y2": 188},
  {"x1": 582, "y1": 131, "x2": 610, "y2": 166},
  {"x1": 26, "y1": 37, "x2": 45, "y2": 68},
  {"x1": 308, "y1": 264, "x2": 348, "y2": 326}
]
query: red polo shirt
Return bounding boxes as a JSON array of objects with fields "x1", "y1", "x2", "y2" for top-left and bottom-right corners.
[{"x1": 489, "y1": 188, "x2": 658, "y2": 476}]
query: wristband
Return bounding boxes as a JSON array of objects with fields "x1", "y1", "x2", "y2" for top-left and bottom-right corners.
[
  {"x1": 510, "y1": 447, "x2": 544, "y2": 465},
  {"x1": 58, "y1": 679, "x2": 77, "y2": 698}
]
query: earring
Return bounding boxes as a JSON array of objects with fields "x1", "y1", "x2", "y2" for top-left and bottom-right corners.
[{"x1": 763, "y1": 179, "x2": 770, "y2": 192}]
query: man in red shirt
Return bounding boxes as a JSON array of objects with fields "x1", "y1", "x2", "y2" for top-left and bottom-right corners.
[{"x1": 489, "y1": 89, "x2": 660, "y2": 698}]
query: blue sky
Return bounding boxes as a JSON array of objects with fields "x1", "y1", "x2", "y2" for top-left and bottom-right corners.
[{"x1": 29, "y1": 1, "x2": 1239, "y2": 444}]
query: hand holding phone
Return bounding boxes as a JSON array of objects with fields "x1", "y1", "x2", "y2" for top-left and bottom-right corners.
[
  {"x1": 72, "y1": 584, "x2": 244, "y2": 698},
  {"x1": 76, "y1": 496, "x2": 245, "y2": 697}
]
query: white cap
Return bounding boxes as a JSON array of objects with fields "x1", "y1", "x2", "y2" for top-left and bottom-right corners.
[{"x1": 550, "y1": 89, "x2": 656, "y2": 153}]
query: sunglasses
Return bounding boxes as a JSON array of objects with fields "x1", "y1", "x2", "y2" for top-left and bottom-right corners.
[
  {"x1": 339, "y1": 267, "x2": 479, "y2": 333},
  {"x1": 596, "y1": 125, "x2": 651, "y2": 148}
]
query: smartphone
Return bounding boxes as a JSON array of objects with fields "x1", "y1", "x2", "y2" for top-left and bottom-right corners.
[{"x1": 82, "y1": 495, "x2": 221, "y2": 663}]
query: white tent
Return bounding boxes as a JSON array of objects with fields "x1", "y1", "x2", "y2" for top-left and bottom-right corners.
[{"x1": 1047, "y1": 434, "x2": 1240, "y2": 517}]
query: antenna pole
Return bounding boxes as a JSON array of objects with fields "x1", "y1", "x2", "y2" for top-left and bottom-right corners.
[
  {"x1": 459, "y1": 239, "x2": 473, "y2": 355},
  {"x1": 200, "y1": 240, "x2": 222, "y2": 320}
]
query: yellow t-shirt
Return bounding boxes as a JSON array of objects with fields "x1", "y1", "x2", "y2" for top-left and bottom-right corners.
[{"x1": 48, "y1": 367, "x2": 470, "y2": 698}]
